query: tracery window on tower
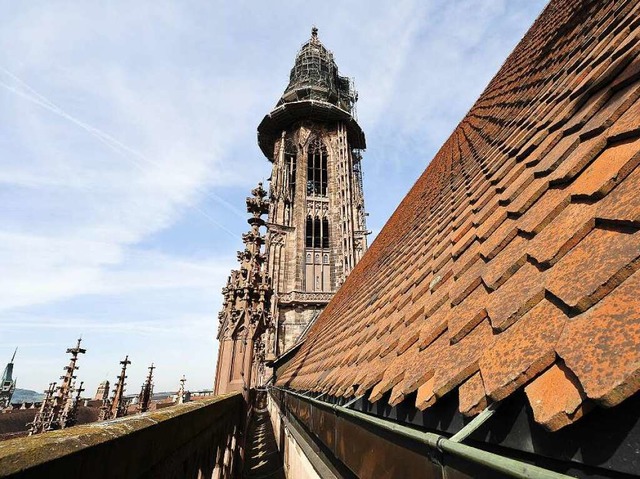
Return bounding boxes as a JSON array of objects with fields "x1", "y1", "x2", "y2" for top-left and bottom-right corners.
[
  {"x1": 305, "y1": 216, "x2": 330, "y2": 249},
  {"x1": 306, "y1": 138, "x2": 328, "y2": 197},
  {"x1": 305, "y1": 214, "x2": 330, "y2": 292},
  {"x1": 284, "y1": 137, "x2": 296, "y2": 200},
  {"x1": 322, "y1": 218, "x2": 329, "y2": 248},
  {"x1": 305, "y1": 216, "x2": 312, "y2": 247},
  {"x1": 217, "y1": 28, "x2": 370, "y2": 389}
]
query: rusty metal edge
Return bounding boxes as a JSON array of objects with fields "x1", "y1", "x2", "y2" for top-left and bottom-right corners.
[{"x1": 273, "y1": 387, "x2": 573, "y2": 479}]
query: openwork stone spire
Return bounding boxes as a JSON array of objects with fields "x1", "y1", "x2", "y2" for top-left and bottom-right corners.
[
  {"x1": 62, "y1": 380, "x2": 84, "y2": 428},
  {"x1": 28, "y1": 338, "x2": 86, "y2": 434},
  {"x1": 214, "y1": 183, "x2": 273, "y2": 397},
  {"x1": 177, "y1": 375, "x2": 187, "y2": 404},
  {"x1": 0, "y1": 348, "x2": 17, "y2": 409},
  {"x1": 137, "y1": 363, "x2": 155, "y2": 413},
  {"x1": 99, "y1": 355, "x2": 131, "y2": 420}
]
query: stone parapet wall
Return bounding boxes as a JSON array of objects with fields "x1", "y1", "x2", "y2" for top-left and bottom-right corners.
[
  {"x1": 0, "y1": 406, "x2": 100, "y2": 443},
  {"x1": 267, "y1": 392, "x2": 329, "y2": 479},
  {"x1": 0, "y1": 392, "x2": 243, "y2": 479}
]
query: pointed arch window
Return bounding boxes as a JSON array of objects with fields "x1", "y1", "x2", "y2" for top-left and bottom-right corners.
[
  {"x1": 305, "y1": 215, "x2": 330, "y2": 249},
  {"x1": 284, "y1": 137, "x2": 296, "y2": 198},
  {"x1": 313, "y1": 217, "x2": 322, "y2": 247},
  {"x1": 306, "y1": 216, "x2": 313, "y2": 247},
  {"x1": 307, "y1": 138, "x2": 328, "y2": 196},
  {"x1": 322, "y1": 218, "x2": 329, "y2": 248}
]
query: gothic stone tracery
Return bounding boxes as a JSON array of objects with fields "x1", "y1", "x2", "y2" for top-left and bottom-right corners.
[
  {"x1": 215, "y1": 28, "x2": 368, "y2": 393},
  {"x1": 261, "y1": 29, "x2": 369, "y2": 356},
  {"x1": 215, "y1": 184, "x2": 273, "y2": 396}
]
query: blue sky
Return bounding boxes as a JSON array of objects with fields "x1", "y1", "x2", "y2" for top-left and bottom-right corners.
[{"x1": 0, "y1": 0, "x2": 547, "y2": 394}]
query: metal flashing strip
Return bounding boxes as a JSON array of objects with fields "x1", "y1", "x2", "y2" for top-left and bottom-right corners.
[
  {"x1": 273, "y1": 387, "x2": 572, "y2": 479},
  {"x1": 271, "y1": 395, "x2": 345, "y2": 479}
]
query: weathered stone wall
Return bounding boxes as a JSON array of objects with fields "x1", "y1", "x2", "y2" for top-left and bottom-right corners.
[
  {"x1": 277, "y1": 306, "x2": 321, "y2": 353},
  {"x1": 267, "y1": 393, "x2": 327, "y2": 479},
  {"x1": 0, "y1": 406, "x2": 101, "y2": 443},
  {"x1": 0, "y1": 392, "x2": 243, "y2": 479},
  {"x1": 268, "y1": 121, "x2": 368, "y2": 356}
]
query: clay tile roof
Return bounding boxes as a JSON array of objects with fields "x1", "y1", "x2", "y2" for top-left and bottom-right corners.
[{"x1": 276, "y1": 0, "x2": 640, "y2": 431}]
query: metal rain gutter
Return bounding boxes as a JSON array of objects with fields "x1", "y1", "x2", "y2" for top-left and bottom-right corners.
[{"x1": 272, "y1": 387, "x2": 572, "y2": 479}]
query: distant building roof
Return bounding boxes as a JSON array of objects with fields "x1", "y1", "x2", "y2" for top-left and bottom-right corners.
[{"x1": 277, "y1": 0, "x2": 640, "y2": 431}]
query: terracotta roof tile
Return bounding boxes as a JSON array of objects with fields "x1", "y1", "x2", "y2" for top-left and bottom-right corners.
[
  {"x1": 545, "y1": 227, "x2": 640, "y2": 311},
  {"x1": 524, "y1": 363, "x2": 589, "y2": 432},
  {"x1": 395, "y1": 321, "x2": 422, "y2": 356},
  {"x1": 475, "y1": 207, "x2": 506, "y2": 242},
  {"x1": 449, "y1": 259, "x2": 485, "y2": 305},
  {"x1": 595, "y1": 163, "x2": 640, "y2": 224},
  {"x1": 556, "y1": 269, "x2": 640, "y2": 407},
  {"x1": 609, "y1": 97, "x2": 640, "y2": 139},
  {"x1": 413, "y1": 274, "x2": 451, "y2": 316},
  {"x1": 576, "y1": 136, "x2": 640, "y2": 198},
  {"x1": 609, "y1": 52, "x2": 640, "y2": 92},
  {"x1": 480, "y1": 299, "x2": 566, "y2": 401},
  {"x1": 451, "y1": 224, "x2": 477, "y2": 260},
  {"x1": 404, "y1": 334, "x2": 449, "y2": 396},
  {"x1": 452, "y1": 244, "x2": 482, "y2": 280},
  {"x1": 547, "y1": 136, "x2": 607, "y2": 184},
  {"x1": 505, "y1": 176, "x2": 550, "y2": 217},
  {"x1": 580, "y1": 76, "x2": 640, "y2": 138},
  {"x1": 482, "y1": 235, "x2": 527, "y2": 290},
  {"x1": 431, "y1": 320, "x2": 494, "y2": 401},
  {"x1": 447, "y1": 283, "x2": 489, "y2": 344},
  {"x1": 417, "y1": 302, "x2": 450, "y2": 351},
  {"x1": 401, "y1": 299, "x2": 425, "y2": 327},
  {"x1": 516, "y1": 188, "x2": 569, "y2": 235},
  {"x1": 485, "y1": 262, "x2": 545, "y2": 331},
  {"x1": 562, "y1": 86, "x2": 611, "y2": 134},
  {"x1": 416, "y1": 376, "x2": 437, "y2": 410},
  {"x1": 276, "y1": 0, "x2": 640, "y2": 431},
  {"x1": 478, "y1": 218, "x2": 518, "y2": 260},
  {"x1": 458, "y1": 372, "x2": 488, "y2": 417},
  {"x1": 530, "y1": 133, "x2": 579, "y2": 177},
  {"x1": 527, "y1": 202, "x2": 596, "y2": 267},
  {"x1": 368, "y1": 348, "x2": 413, "y2": 403}
]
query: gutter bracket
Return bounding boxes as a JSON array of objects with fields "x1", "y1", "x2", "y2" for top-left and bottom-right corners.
[
  {"x1": 343, "y1": 395, "x2": 364, "y2": 408},
  {"x1": 449, "y1": 402, "x2": 500, "y2": 443}
]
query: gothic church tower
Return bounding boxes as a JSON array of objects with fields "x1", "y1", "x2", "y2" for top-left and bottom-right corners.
[{"x1": 258, "y1": 28, "x2": 368, "y2": 356}]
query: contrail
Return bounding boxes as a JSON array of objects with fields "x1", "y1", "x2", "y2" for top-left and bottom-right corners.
[{"x1": 0, "y1": 67, "x2": 246, "y2": 237}]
